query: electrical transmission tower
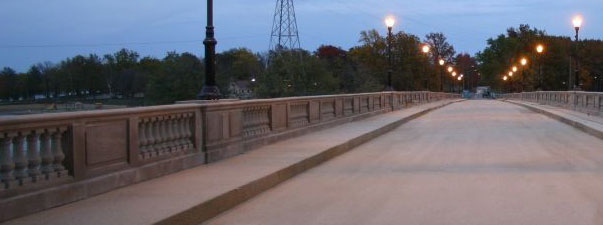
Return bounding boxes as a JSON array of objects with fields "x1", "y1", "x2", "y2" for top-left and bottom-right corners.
[{"x1": 269, "y1": 0, "x2": 301, "y2": 52}]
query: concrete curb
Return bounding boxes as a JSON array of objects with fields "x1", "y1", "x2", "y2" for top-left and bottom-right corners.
[
  {"x1": 156, "y1": 100, "x2": 462, "y2": 225},
  {"x1": 502, "y1": 100, "x2": 603, "y2": 140}
]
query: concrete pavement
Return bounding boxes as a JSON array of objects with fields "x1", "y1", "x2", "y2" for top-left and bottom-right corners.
[
  {"x1": 205, "y1": 100, "x2": 603, "y2": 225},
  {"x1": 2, "y1": 99, "x2": 459, "y2": 225}
]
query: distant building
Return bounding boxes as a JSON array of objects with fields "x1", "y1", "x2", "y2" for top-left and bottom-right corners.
[{"x1": 229, "y1": 80, "x2": 254, "y2": 99}]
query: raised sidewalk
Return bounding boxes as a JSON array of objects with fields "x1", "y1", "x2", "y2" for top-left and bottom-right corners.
[
  {"x1": 3, "y1": 99, "x2": 460, "y2": 225},
  {"x1": 505, "y1": 100, "x2": 603, "y2": 139}
]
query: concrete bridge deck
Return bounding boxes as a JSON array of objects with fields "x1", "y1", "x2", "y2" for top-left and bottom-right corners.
[
  {"x1": 205, "y1": 100, "x2": 603, "y2": 225},
  {"x1": 4, "y1": 99, "x2": 603, "y2": 225}
]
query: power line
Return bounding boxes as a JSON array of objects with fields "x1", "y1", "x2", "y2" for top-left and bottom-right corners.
[{"x1": 0, "y1": 34, "x2": 266, "y2": 49}]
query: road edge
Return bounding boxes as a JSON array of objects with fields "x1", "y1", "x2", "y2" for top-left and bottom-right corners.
[{"x1": 502, "y1": 100, "x2": 603, "y2": 140}]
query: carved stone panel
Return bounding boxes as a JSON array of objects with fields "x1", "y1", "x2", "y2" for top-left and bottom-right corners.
[
  {"x1": 85, "y1": 120, "x2": 128, "y2": 167},
  {"x1": 271, "y1": 104, "x2": 287, "y2": 131}
]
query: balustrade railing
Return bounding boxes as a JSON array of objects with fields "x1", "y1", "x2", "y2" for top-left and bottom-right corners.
[
  {"x1": 1, "y1": 126, "x2": 69, "y2": 190},
  {"x1": 0, "y1": 91, "x2": 459, "y2": 222},
  {"x1": 500, "y1": 91, "x2": 603, "y2": 117}
]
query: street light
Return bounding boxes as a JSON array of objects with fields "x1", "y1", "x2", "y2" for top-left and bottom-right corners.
[
  {"x1": 422, "y1": 45, "x2": 431, "y2": 54},
  {"x1": 520, "y1": 57, "x2": 528, "y2": 91},
  {"x1": 447, "y1": 66, "x2": 454, "y2": 73},
  {"x1": 573, "y1": 15, "x2": 583, "y2": 90},
  {"x1": 512, "y1": 66, "x2": 518, "y2": 73},
  {"x1": 452, "y1": 71, "x2": 457, "y2": 77},
  {"x1": 536, "y1": 44, "x2": 544, "y2": 54},
  {"x1": 198, "y1": 0, "x2": 221, "y2": 100},
  {"x1": 503, "y1": 76, "x2": 508, "y2": 81},
  {"x1": 508, "y1": 71, "x2": 513, "y2": 77},
  {"x1": 438, "y1": 59, "x2": 446, "y2": 92},
  {"x1": 385, "y1": 16, "x2": 395, "y2": 91},
  {"x1": 536, "y1": 44, "x2": 544, "y2": 90}
]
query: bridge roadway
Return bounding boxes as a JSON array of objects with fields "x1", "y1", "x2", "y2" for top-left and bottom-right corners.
[{"x1": 205, "y1": 100, "x2": 603, "y2": 225}]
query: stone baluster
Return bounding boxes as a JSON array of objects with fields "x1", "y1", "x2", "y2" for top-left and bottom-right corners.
[
  {"x1": 52, "y1": 127, "x2": 67, "y2": 177},
  {"x1": 27, "y1": 130, "x2": 41, "y2": 182},
  {"x1": 1, "y1": 133, "x2": 15, "y2": 188},
  {"x1": 151, "y1": 117, "x2": 161, "y2": 156},
  {"x1": 138, "y1": 119, "x2": 148, "y2": 158},
  {"x1": 170, "y1": 115, "x2": 181, "y2": 152},
  {"x1": 166, "y1": 116, "x2": 175, "y2": 152},
  {"x1": 144, "y1": 118, "x2": 155, "y2": 158},
  {"x1": 13, "y1": 133, "x2": 28, "y2": 185},
  {"x1": 159, "y1": 116, "x2": 169, "y2": 154},
  {"x1": 40, "y1": 129, "x2": 54, "y2": 179},
  {"x1": 184, "y1": 113, "x2": 193, "y2": 149},
  {"x1": 173, "y1": 114, "x2": 184, "y2": 149}
]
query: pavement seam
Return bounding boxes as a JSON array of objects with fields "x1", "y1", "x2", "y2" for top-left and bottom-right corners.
[{"x1": 156, "y1": 100, "x2": 462, "y2": 225}]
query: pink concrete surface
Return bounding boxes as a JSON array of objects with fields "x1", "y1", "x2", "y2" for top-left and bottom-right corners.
[{"x1": 205, "y1": 100, "x2": 603, "y2": 225}]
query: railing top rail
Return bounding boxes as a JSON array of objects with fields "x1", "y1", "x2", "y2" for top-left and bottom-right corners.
[
  {"x1": 0, "y1": 91, "x2": 458, "y2": 126},
  {"x1": 0, "y1": 103, "x2": 201, "y2": 127}
]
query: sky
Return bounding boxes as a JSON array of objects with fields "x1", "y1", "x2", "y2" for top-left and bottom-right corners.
[{"x1": 0, "y1": 0, "x2": 601, "y2": 72}]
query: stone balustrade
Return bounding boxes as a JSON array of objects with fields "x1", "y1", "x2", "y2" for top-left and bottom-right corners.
[
  {"x1": 1, "y1": 126, "x2": 69, "y2": 190},
  {"x1": 0, "y1": 91, "x2": 458, "y2": 222},
  {"x1": 501, "y1": 91, "x2": 603, "y2": 117}
]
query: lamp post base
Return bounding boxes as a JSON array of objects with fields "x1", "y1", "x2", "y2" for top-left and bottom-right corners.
[{"x1": 197, "y1": 85, "x2": 221, "y2": 100}]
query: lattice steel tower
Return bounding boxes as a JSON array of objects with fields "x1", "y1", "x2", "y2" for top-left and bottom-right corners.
[{"x1": 269, "y1": 0, "x2": 301, "y2": 51}]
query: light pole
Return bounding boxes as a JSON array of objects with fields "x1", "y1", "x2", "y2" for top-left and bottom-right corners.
[
  {"x1": 536, "y1": 44, "x2": 544, "y2": 90},
  {"x1": 520, "y1": 57, "x2": 528, "y2": 92},
  {"x1": 421, "y1": 44, "x2": 431, "y2": 91},
  {"x1": 439, "y1": 59, "x2": 445, "y2": 92},
  {"x1": 385, "y1": 17, "x2": 395, "y2": 91},
  {"x1": 573, "y1": 15, "x2": 583, "y2": 90},
  {"x1": 198, "y1": 0, "x2": 221, "y2": 100},
  {"x1": 508, "y1": 71, "x2": 514, "y2": 92},
  {"x1": 447, "y1": 66, "x2": 454, "y2": 92}
]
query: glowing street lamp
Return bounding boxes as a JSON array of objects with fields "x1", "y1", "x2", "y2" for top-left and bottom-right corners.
[
  {"x1": 385, "y1": 16, "x2": 396, "y2": 28},
  {"x1": 536, "y1": 44, "x2": 544, "y2": 54},
  {"x1": 573, "y1": 15, "x2": 583, "y2": 33},
  {"x1": 422, "y1": 45, "x2": 431, "y2": 54},
  {"x1": 447, "y1": 66, "x2": 454, "y2": 73},
  {"x1": 512, "y1": 66, "x2": 518, "y2": 72},
  {"x1": 438, "y1": 59, "x2": 446, "y2": 91},
  {"x1": 572, "y1": 15, "x2": 583, "y2": 90},
  {"x1": 536, "y1": 44, "x2": 545, "y2": 90},
  {"x1": 452, "y1": 71, "x2": 457, "y2": 77},
  {"x1": 520, "y1": 57, "x2": 528, "y2": 91},
  {"x1": 508, "y1": 71, "x2": 514, "y2": 77},
  {"x1": 384, "y1": 16, "x2": 396, "y2": 91},
  {"x1": 503, "y1": 76, "x2": 508, "y2": 81}
]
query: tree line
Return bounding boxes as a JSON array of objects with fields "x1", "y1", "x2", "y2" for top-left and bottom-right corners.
[
  {"x1": 9, "y1": 24, "x2": 597, "y2": 105},
  {"x1": 1, "y1": 30, "x2": 476, "y2": 105},
  {"x1": 477, "y1": 24, "x2": 603, "y2": 92}
]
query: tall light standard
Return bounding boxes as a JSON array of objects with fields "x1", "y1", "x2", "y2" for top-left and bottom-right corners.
[
  {"x1": 439, "y1": 59, "x2": 445, "y2": 92},
  {"x1": 573, "y1": 15, "x2": 583, "y2": 90},
  {"x1": 198, "y1": 0, "x2": 221, "y2": 100},
  {"x1": 520, "y1": 57, "x2": 528, "y2": 92},
  {"x1": 421, "y1": 44, "x2": 431, "y2": 90},
  {"x1": 536, "y1": 44, "x2": 544, "y2": 90},
  {"x1": 385, "y1": 16, "x2": 396, "y2": 91}
]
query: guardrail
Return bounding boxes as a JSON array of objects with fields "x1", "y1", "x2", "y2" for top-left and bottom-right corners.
[
  {"x1": 0, "y1": 91, "x2": 459, "y2": 221},
  {"x1": 500, "y1": 91, "x2": 603, "y2": 117}
]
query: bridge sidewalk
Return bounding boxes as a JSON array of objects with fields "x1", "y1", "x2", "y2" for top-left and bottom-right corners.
[
  {"x1": 3, "y1": 99, "x2": 459, "y2": 225},
  {"x1": 505, "y1": 100, "x2": 603, "y2": 139}
]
